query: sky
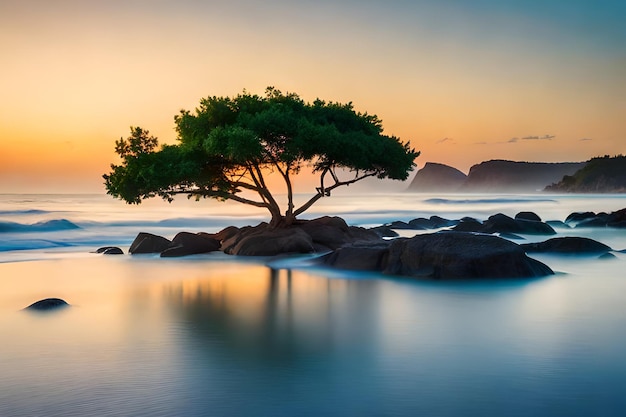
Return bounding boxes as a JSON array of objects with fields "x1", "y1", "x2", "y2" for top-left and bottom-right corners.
[{"x1": 1, "y1": 0, "x2": 625, "y2": 193}]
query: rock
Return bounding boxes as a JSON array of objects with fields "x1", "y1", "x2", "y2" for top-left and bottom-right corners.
[
  {"x1": 565, "y1": 211, "x2": 596, "y2": 224},
  {"x1": 323, "y1": 232, "x2": 553, "y2": 280},
  {"x1": 370, "y1": 226, "x2": 399, "y2": 238},
  {"x1": 95, "y1": 246, "x2": 124, "y2": 255},
  {"x1": 573, "y1": 208, "x2": 626, "y2": 228},
  {"x1": 296, "y1": 216, "x2": 380, "y2": 250},
  {"x1": 429, "y1": 215, "x2": 459, "y2": 228},
  {"x1": 384, "y1": 220, "x2": 414, "y2": 230},
  {"x1": 521, "y1": 237, "x2": 612, "y2": 255},
  {"x1": 407, "y1": 218, "x2": 434, "y2": 229},
  {"x1": 481, "y1": 213, "x2": 556, "y2": 235},
  {"x1": 384, "y1": 232, "x2": 553, "y2": 279},
  {"x1": 224, "y1": 224, "x2": 315, "y2": 256},
  {"x1": 599, "y1": 252, "x2": 617, "y2": 260},
  {"x1": 451, "y1": 218, "x2": 483, "y2": 232},
  {"x1": 546, "y1": 220, "x2": 570, "y2": 229},
  {"x1": 199, "y1": 226, "x2": 240, "y2": 243},
  {"x1": 160, "y1": 232, "x2": 221, "y2": 257},
  {"x1": 515, "y1": 211, "x2": 542, "y2": 222},
  {"x1": 24, "y1": 298, "x2": 69, "y2": 311},
  {"x1": 323, "y1": 241, "x2": 391, "y2": 271},
  {"x1": 129, "y1": 232, "x2": 172, "y2": 254}
]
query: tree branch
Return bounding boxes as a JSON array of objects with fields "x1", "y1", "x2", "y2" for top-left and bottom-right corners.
[{"x1": 294, "y1": 170, "x2": 379, "y2": 217}]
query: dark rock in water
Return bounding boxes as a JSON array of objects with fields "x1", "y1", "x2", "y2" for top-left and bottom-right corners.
[
  {"x1": 546, "y1": 220, "x2": 570, "y2": 229},
  {"x1": 324, "y1": 232, "x2": 553, "y2": 280},
  {"x1": 429, "y1": 215, "x2": 459, "y2": 228},
  {"x1": 452, "y1": 218, "x2": 483, "y2": 232},
  {"x1": 521, "y1": 237, "x2": 612, "y2": 255},
  {"x1": 384, "y1": 220, "x2": 414, "y2": 230},
  {"x1": 407, "y1": 218, "x2": 433, "y2": 229},
  {"x1": 481, "y1": 213, "x2": 556, "y2": 235},
  {"x1": 515, "y1": 211, "x2": 542, "y2": 222},
  {"x1": 599, "y1": 252, "x2": 617, "y2": 260},
  {"x1": 323, "y1": 241, "x2": 391, "y2": 271},
  {"x1": 572, "y1": 208, "x2": 626, "y2": 229},
  {"x1": 385, "y1": 232, "x2": 553, "y2": 279},
  {"x1": 95, "y1": 246, "x2": 124, "y2": 255},
  {"x1": 129, "y1": 232, "x2": 171, "y2": 254},
  {"x1": 25, "y1": 298, "x2": 69, "y2": 311},
  {"x1": 565, "y1": 211, "x2": 596, "y2": 224},
  {"x1": 370, "y1": 226, "x2": 399, "y2": 238},
  {"x1": 160, "y1": 232, "x2": 220, "y2": 257}
]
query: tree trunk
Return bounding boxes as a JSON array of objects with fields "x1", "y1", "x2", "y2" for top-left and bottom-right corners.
[{"x1": 269, "y1": 213, "x2": 297, "y2": 228}]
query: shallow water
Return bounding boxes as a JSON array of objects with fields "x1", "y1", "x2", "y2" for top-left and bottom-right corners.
[{"x1": 1, "y1": 193, "x2": 626, "y2": 416}]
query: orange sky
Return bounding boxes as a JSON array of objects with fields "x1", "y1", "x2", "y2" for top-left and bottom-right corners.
[{"x1": 1, "y1": 0, "x2": 624, "y2": 193}]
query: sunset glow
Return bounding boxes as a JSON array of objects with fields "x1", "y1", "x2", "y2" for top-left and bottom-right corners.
[{"x1": 1, "y1": 0, "x2": 624, "y2": 192}]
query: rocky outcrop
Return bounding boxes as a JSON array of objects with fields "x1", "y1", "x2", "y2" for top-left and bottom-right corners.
[
  {"x1": 515, "y1": 211, "x2": 542, "y2": 222},
  {"x1": 545, "y1": 155, "x2": 626, "y2": 193},
  {"x1": 24, "y1": 298, "x2": 69, "y2": 311},
  {"x1": 461, "y1": 160, "x2": 585, "y2": 192},
  {"x1": 407, "y1": 162, "x2": 467, "y2": 192},
  {"x1": 521, "y1": 237, "x2": 613, "y2": 255},
  {"x1": 222, "y1": 224, "x2": 315, "y2": 256},
  {"x1": 569, "y1": 208, "x2": 626, "y2": 228},
  {"x1": 324, "y1": 232, "x2": 553, "y2": 280},
  {"x1": 161, "y1": 232, "x2": 221, "y2": 257},
  {"x1": 480, "y1": 213, "x2": 556, "y2": 235},
  {"x1": 222, "y1": 216, "x2": 382, "y2": 256},
  {"x1": 129, "y1": 232, "x2": 172, "y2": 254}
]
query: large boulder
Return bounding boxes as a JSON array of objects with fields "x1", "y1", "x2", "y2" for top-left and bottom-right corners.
[
  {"x1": 223, "y1": 224, "x2": 315, "y2": 256},
  {"x1": 521, "y1": 237, "x2": 612, "y2": 255},
  {"x1": 296, "y1": 216, "x2": 381, "y2": 251},
  {"x1": 384, "y1": 232, "x2": 553, "y2": 279},
  {"x1": 160, "y1": 232, "x2": 221, "y2": 257},
  {"x1": 324, "y1": 232, "x2": 553, "y2": 280},
  {"x1": 515, "y1": 211, "x2": 542, "y2": 222},
  {"x1": 129, "y1": 232, "x2": 171, "y2": 254},
  {"x1": 481, "y1": 213, "x2": 556, "y2": 235},
  {"x1": 573, "y1": 208, "x2": 626, "y2": 228},
  {"x1": 323, "y1": 241, "x2": 391, "y2": 271}
]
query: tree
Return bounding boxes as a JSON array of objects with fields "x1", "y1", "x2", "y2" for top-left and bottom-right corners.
[{"x1": 104, "y1": 87, "x2": 419, "y2": 227}]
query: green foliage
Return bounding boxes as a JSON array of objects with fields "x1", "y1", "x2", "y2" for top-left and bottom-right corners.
[
  {"x1": 545, "y1": 155, "x2": 626, "y2": 193},
  {"x1": 104, "y1": 87, "x2": 420, "y2": 224}
]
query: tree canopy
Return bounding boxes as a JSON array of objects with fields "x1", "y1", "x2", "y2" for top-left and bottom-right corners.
[{"x1": 104, "y1": 87, "x2": 419, "y2": 226}]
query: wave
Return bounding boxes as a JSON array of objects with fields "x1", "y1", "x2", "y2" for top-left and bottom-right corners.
[
  {"x1": 0, "y1": 219, "x2": 81, "y2": 233},
  {"x1": 424, "y1": 198, "x2": 557, "y2": 205}
]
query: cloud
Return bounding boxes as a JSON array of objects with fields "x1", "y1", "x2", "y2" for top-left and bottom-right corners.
[
  {"x1": 522, "y1": 134, "x2": 555, "y2": 140},
  {"x1": 473, "y1": 141, "x2": 488, "y2": 145},
  {"x1": 580, "y1": 138, "x2": 593, "y2": 141},
  {"x1": 436, "y1": 137, "x2": 455, "y2": 144},
  {"x1": 508, "y1": 137, "x2": 519, "y2": 143}
]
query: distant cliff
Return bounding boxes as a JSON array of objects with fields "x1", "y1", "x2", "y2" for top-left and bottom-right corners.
[
  {"x1": 544, "y1": 155, "x2": 626, "y2": 193},
  {"x1": 408, "y1": 160, "x2": 587, "y2": 193},
  {"x1": 461, "y1": 160, "x2": 586, "y2": 192},
  {"x1": 407, "y1": 162, "x2": 467, "y2": 192}
]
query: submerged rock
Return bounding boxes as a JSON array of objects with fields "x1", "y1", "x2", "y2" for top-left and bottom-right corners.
[
  {"x1": 95, "y1": 246, "x2": 124, "y2": 255},
  {"x1": 481, "y1": 213, "x2": 556, "y2": 235},
  {"x1": 24, "y1": 298, "x2": 69, "y2": 311}
]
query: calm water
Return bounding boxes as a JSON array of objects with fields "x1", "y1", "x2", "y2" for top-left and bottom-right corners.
[{"x1": 1, "y1": 193, "x2": 626, "y2": 416}]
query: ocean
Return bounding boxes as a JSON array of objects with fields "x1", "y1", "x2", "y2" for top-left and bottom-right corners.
[{"x1": 1, "y1": 192, "x2": 626, "y2": 416}]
